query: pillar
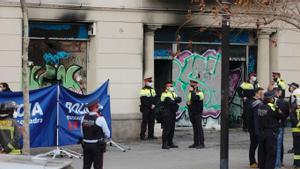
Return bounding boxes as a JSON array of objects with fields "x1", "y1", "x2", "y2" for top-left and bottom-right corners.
[
  {"x1": 257, "y1": 29, "x2": 273, "y2": 89},
  {"x1": 144, "y1": 25, "x2": 161, "y2": 81},
  {"x1": 270, "y1": 32, "x2": 279, "y2": 73}
]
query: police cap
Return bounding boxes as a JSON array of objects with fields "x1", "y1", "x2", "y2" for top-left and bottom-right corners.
[
  {"x1": 249, "y1": 72, "x2": 256, "y2": 77},
  {"x1": 86, "y1": 99, "x2": 100, "y2": 109},
  {"x1": 144, "y1": 77, "x2": 152, "y2": 82},
  {"x1": 190, "y1": 80, "x2": 198, "y2": 85},
  {"x1": 264, "y1": 91, "x2": 275, "y2": 99},
  {"x1": 289, "y1": 82, "x2": 299, "y2": 89},
  {"x1": 272, "y1": 72, "x2": 281, "y2": 76}
]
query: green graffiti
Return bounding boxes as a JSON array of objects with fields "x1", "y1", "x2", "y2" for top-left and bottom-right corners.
[
  {"x1": 173, "y1": 50, "x2": 222, "y2": 127},
  {"x1": 29, "y1": 64, "x2": 84, "y2": 94}
]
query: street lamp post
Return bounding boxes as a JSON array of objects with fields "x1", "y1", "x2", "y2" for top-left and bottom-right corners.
[{"x1": 220, "y1": 0, "x2": 231, "y2": 169}]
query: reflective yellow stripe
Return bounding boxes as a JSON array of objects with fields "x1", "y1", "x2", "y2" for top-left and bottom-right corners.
[
  {"x1": 140, "y1": 88, "x2": 156, "y2": 97},
  {"x1": 297, "y1": 109, "x2": 300, "y2": 121},
  {"x1": 8, "y1": 149, "x2": 21, "y2": 155},
  {"x1": 296, "y1": 122, "x2": 300, "y2": 128},
  {"x1": 188, "y1": 91, "x2": 204, "y2": 102},
  {"x1": 267, "y1": 103, "x2": 276, "y2": 111},
  {"x1": 240, "y1": 82, "x2": 254, "y2": 90},
  {"x1": 292, "y1": 128, "x2": 300, "y2": 133},
  {"x1": 295, "y1": 155, "x2": 300, "y2": 160},
  {"x1": 197, "y1": 92, "x2": 204, "y2": 101},
  {"x1": 161, "y1": 91, "x2": 176, "y2": 102},
  {"x1": 277, "y1": 79, "x2": 287, "y2": 90},
  {"x1": 7, "y1": 143, "x2": 14, "y2": 150}
]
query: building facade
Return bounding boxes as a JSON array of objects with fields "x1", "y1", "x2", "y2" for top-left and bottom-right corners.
[{"x1": 0, "y1": 0, "x2": 300, "y2": 139}]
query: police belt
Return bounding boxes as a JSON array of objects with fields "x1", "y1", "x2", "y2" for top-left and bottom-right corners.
[{"x1": 83, "y1": 138, "x2": 105, "y2": 143}]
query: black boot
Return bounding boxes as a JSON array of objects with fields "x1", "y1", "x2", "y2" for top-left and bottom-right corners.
[
  {"x1": 168, "y1": 143, "x2": 179, "y2": 148},
  {"x1": 162, "y1": 141, "x2": 170, "y2": 149}
]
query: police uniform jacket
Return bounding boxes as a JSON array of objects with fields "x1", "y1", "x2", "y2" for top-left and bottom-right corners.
[
  {"x1": 257, "y1": 103, "x2": 284, "y2": 136},
  {"x1": 247, "y1": 98, "x2": 263, "y2": 134},
  {"x1": 238, "y1": 82, "x2": 255, "y2": 100},
  {"x1": 160, "y1": 91, "x2": 181, "y2": 116},
  {"x1": 81, "y1": 112, "x2": 110, "y2": 143},
  {"x1": 290, "y1": 106, "x2": 300, "y2": 136},
  {"x1": 188, "y1": 90, "x2": 204, "y2": 117},
  {"x1": 139, "y1": 86, "x2": 156, "y2": 113},
  {"x1": 274, "y1": 78, "x2": 287, "y2": 98},
  {"x1": 275, "y1": 97, "x2": 289, "y2": 128},
  {"x1": 0, "y1": 117, "x2": 21, "y2": 154}
]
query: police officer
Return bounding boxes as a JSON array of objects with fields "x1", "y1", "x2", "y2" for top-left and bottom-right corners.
[
  {"x1": 247, "y1": 87, "x2": 264, "y2": 168},
  {"x1": 257, "y1": 91, "x2": 284, "y2": 169},
  {"x1": 272, "y1": 72, "x2": 287, "y2": 99},
  {"x1": 187, "y1": 80, "x2": 205, "y2": 149},
  {"x1": 288, "y1": 82, "x2": 300, "y2": 106},
  {"x1": 289, "y1": 87, "x2": 300, "y2": 155},
  {"x1": 139, "y1": 77, "x2": 157, "y2": 140},
  {"x1": 81, "y1": 99, "x2": 110, "y2": 169},
  {"x1": 0, "y1": 101, "x2": 21, "y2": 155},
  {"x1": 238, "y1": 73, "x2": 257, "y2": 131},
  {"x1": 160, "y1": 82, "x2": 181, "y2": 149},
  {"x1": 273, "y1": 88, "x2": 289, "y2": 169},
  {"x1": 291, "y1": 94, "x2": 300, "y2": 169}
]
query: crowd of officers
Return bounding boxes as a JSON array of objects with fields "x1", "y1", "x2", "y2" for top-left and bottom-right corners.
[
  {"x1": 139, "y1": 77, "x2": 205, "y2": 149},
  {"x1": 239, "y1": 72, "x2": 300, "y2": 169},
  {"x1": 2, "y1": 72, "x2": 300, "y2": 169}
]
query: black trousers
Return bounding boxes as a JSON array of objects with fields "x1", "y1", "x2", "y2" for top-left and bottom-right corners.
[
  {"x1": 83, "y1": 143, "x2": 104, "y2": 169},
  {"x1": 293, "y1": 134, "x2": 300, "y2": 167},
  {"x1": 190, "y1": 114, "x2": 204, "y2": 145},
  {"x1": 242, "y1": 100, "x2": 249, "y2": 130},
  {"x1": 162, "y1": 112, "x2": 176, "y2": 145},
  {"x1": 249, "y1": 131, "x2": 259, "y2": 165},
  {"x1": 140, "y1": 109, "x2": 155, "y2": 138},
  {"x1": 258, "y1": 133, "x2": 277, "y2": 169}
]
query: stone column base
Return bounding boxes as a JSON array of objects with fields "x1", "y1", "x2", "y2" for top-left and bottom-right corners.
[{"x1": 111, "y1": 113, "x2": 142, "y2": 141}]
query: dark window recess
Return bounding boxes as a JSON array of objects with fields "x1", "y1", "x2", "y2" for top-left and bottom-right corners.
[
  {"x1": 29, "y1": 22, "x2": 89, "y2": 39},
  {"x1": 154, "y1": 60, "x2": 172, "y2": 95}
]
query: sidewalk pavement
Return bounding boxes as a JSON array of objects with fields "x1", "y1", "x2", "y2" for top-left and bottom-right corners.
[{"x1": 31, "y1": 128, "x2": 295, "y2": 169}]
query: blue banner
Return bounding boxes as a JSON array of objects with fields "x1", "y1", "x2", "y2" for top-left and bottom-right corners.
[
  {"x1": 58, "y1": 80, "x2": 111, "y2": 146},
  {"x1": 0, "y1": 81, "x2": 111, "y2": 148},
  {"x1": 0, "y1": 85, "x2": 57, "y2": 148}
]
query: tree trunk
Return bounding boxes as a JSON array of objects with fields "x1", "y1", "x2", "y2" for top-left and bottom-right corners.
[{"x1": 20, "y1": 0, "x2": 30, "y2": 155}]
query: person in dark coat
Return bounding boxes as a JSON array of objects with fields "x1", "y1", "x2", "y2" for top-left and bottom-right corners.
[
  {"x1": 273, "y1": 87, "x2": 290, "y2": 168},
  {"x1": 139, "y1": 77, "x2": 157, "y2": 140},
  {"x1": 272, "y1": 72, "x2": 287, "y2": 99},
  {"x1": 187, "y1": 80, "x2": 205, "y2": 149},
  {"x1": 160, "y1": 82, "x2": 181, "y2": 149},
  {"x1": 257, "y1": 91, "x2": 284, "y2": 169},
  {"x1": 81, "y1": 99, "x2": 110, "y2": 169},
  {"x1": 290, "y1": 95, "x2": 300, "y2": 169},
  {"x1": 238, "y1": 73, "x2": 259, "y2": 131},
  {"x1": 247, "y1": 87, "x2": 264, "y2": 168}
]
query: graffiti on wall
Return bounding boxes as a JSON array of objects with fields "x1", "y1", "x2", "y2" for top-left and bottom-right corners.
[
  {"x1": 173, "y1": 50, "x2": 242, "y2": 129},
  {"x1": 229, "y1": 68, "x2": 243, "y2": 128},
  {"x1": 29, "y1": 40, "x2": 87, "y2": 94},
  {"x1": 173, "y1": 50, "x2": 222, "y2": 129}
]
